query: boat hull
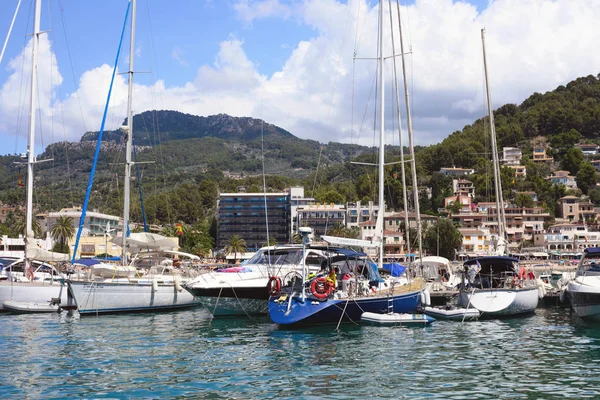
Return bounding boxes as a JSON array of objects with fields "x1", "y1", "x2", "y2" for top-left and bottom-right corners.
[
  {"x1": 0, "y1": 281, "x2": 70, "y2": 312},
  {"x1": 71, "y1": 281, "x2": 201, "y2": 315},
  {"x1": 184, "y1": 276, "x2": 272, "y2": 316},
  {"x1": 423, "y1": 306, "x2": 480, "y2": 321},
  {"x1": 3, "y1": 300, "x2": 61, "y2": 314},
  {"x1": 458, "y1": 287, "x2": 538, "y2": 316},
  {"x1": 567, "y1": 276, "x2": 600, "y2": 320},
  {"x1": 198, "y1": 296, "x2": 267, "y2": 316},
  {"x1": 360, "y1": 312, "x2": 434, "y2": 325},
  {"x1": 268, "y1": 290, "x2": 422, "y2": 327}
]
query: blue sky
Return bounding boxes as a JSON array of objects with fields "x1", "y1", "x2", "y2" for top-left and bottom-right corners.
[{"x1": 0, "y1": 0, "x2": 598, "y2": 157}]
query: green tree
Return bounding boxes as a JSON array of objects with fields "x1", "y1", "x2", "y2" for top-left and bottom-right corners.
[
  {"x1": 445, "y1": 201, "x2": 463, "y2": 215},
  {"x1": 424, "y1": 219, "x2": 462, "y2": 260},
  {"x1": 262, "y1": 236, "x2": 278, "y2": 247},
  {"x1": 561, "y1": 147, "x2": 584, "y2": 175},
  {"x1": 589, "y1": 188, "x2": 600, "y2": 205},
  {"x1": 50, "y1": 215, "x2": 75, "y2": 254},
  {"x1": 515, "y1": 193, "x2": 534, "y2": 208},
  {"x1": 11, "y1": 212, "x2": 42, "y2": 238},
  {"x1": 225, "y1": 235, "x2": 247, "y2": 264},
  {"x1": 576, "y1": 162, "x2": 598, "y2": 195}
]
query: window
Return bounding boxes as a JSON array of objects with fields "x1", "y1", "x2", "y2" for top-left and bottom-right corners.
[{"x1": 465, "y1": 236, "x2": 471, "y2": 240}]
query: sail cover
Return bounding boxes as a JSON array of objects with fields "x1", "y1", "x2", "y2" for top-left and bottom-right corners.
[
  {"x1": 111, "y1": 232, "x2": 177, "y2": 252},
  {"x1": 26, "y1": 242, "x2": 70, "y2": 262}
]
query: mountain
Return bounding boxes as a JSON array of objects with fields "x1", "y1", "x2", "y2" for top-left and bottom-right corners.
[
  {"x1": 80, "y1": 111, "x2": 296, "y2": 145},
  {"x1": 0, "y1": 111, "x2": 373, "y2": 218}
]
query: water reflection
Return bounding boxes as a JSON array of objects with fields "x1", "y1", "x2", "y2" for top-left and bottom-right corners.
[{"x1": 1, "y1": 307, "x2": 600, "y2": 398}]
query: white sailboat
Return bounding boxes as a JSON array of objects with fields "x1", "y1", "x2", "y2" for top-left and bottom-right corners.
[
  {"x1": 457, "y1": 29, "x2": 539, "y2": 316},
  {"x1": 0, "y1": 0, "x2": 75, "y2": 313},
  {"x1": 69, "y1": 0, "x2": 200, "y2": 315}
]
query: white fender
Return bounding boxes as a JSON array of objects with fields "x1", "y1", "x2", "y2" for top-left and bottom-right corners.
[
  {"x1": 174, "y1": 275, "x2": 183, "y2": 292},
  {"x1": 152, "y1": 279, "x2": 159, "y2": 292},
  {"x1": 420, "y1": 292, "x2": 425, "y2": 305},
  {"x1": 424, "y1": 289, "x2": 431, "y2": 306}
]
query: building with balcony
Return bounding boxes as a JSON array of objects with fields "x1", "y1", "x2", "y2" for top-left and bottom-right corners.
[
  {"x1": 217, "y1": 192, "x2": 291, "y2": 250},
  {"x1": 439, "y1": 167, "x2": 475, "y2": 177},
  {"x1": 532, "y1": 146, "x2": 553, "y2": 163},
  {"x1": 576, "y1": 143, "x2": 599, "y2": 155},
  {"x1": 509, "y1": 165, "x2": 527, "y2": 178},
  {"x1": 42, "y1": 207, "x2": 121, "y2": 237},
  {"x1": 289, "y1": 186, "x2": 315, "y2": 238},
  {"x1": 501, "y1": 147, "x2": 522, "y2": 166},
  {"x1": 452, "y1": 179, "x2": 475, "y2": 198},
  {"x1": 346, "y1": 200, "x2": 379, "y2": 229},
  {"x1": 296, "y1": 203, "x2": 346, "y2": 239},
  {"x1": 457, "y1": 228, "x2": 493, "y2": 258},
  {"x1": 547, "y1": 170, "x2": 577, "y2": 190}
]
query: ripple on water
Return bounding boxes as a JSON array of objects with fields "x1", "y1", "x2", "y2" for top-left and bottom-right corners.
[{"x1": 1, "y1": 307, "x2": 600, "y2": 398}]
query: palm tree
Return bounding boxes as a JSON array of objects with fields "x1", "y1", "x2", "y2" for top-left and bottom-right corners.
[
  {"x1": 225, "y1": 235, "x2": 247, "y2": 264},
  {"x1": 262, "y1": 236, "x2": 278, "y2": 247},
  {"x1": 11, "y1": 213, "x2": 42, "y2": 238},
  {"x1": 50, "y1": 215, "x2": 75, "y2": 254}
]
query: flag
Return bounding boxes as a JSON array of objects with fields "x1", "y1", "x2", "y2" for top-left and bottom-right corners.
[
  {"x1": 176, "y1": 223, "x2": 183, "y2": 236},
  {"x1": 17, "y1": 171, "x2": 24, "y2": 187}
]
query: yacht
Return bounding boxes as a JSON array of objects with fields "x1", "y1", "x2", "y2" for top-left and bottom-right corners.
[
  {"x1": 566, "y1": 247, "x2": 600, "y2": 320},
  {"x1": 184, "y1": 244, "x2": 327, "y2": 316}
]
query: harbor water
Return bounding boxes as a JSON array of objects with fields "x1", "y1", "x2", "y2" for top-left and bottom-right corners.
[{"x1": 1, "y1": 307, "x2": 600, "y2": 399}]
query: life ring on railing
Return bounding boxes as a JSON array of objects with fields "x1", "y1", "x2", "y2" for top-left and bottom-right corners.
[
  {"x1": 311, "y1": 277, "x2": 333, "y2": 300},
  {"x1": 268, "y1": 276, "x2": 282, "y2": 297}
]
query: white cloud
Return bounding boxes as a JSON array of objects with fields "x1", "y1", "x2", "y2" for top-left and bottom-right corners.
[
  {"x1": 2, "y1": 0, "x2": 600, "y2": 155},
  {"x1": 171, "y1": 47, "x2": 188, "y2": 67},
  {"x1": 234, "y1": 0, "x2": 293, "y2": 24}
]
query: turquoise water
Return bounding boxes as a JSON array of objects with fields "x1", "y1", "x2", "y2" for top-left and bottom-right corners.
[{"x1": 1, "y1": 307, "x2": 600, "y2": 399}]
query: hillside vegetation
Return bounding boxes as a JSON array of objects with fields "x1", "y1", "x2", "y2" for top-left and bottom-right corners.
[{"x1": 0, "y1": 74, "x2": 599, "y2": 228}]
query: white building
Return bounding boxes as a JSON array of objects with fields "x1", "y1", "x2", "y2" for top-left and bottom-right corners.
[
  {"x1": 43, "y1": 207, "x2": 121, "y2": 237},
  {"x1": 346, "y1": 200, "x2": 379, "y2": 229},
  {"x1": 289, "y1": 186, "x2": 315, "y2": 237},
  {"x1": 502, "y1": 147, "x2": 522, "y2": 166}
]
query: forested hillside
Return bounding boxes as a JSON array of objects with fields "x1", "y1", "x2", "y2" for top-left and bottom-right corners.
[{"x1": 0, "y1": 74, "x2": 599, "y2": 229}]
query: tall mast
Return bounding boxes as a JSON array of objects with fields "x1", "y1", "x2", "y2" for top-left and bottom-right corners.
[
  {"x1": 388, "y1": 0, "x2": 411, "y2": 261},
  {"x1": 122, "y1": 0, "x2": 137, "y2": 263},
  {"x1": 396, "y1": 1, "x2": 423, "y2": 262},
  {"x1": 25, "y1": 0, "x2": 42, "y2": 267},
  {"x1": 481, "y1": 29, "x2": 506, "y2": 249},
  {"x1": 377, "y1": 0, "x2": 385, "y2": 268}
]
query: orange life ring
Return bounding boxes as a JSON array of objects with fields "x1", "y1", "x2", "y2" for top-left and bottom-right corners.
[
  {"x1": 311, "y1": 277, "x2": 333, "y2": 300},
  {"x1": 268, "y1": 276, "x2": 281, "y2": 297}
]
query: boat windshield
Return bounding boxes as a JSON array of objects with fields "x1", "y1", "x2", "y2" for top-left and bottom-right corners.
[{"x1": 246, "y1": 248, "x2": 304, "y2": 266}]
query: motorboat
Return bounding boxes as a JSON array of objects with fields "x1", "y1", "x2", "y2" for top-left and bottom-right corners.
[
  {"x1": 566, "y1": 247, "x2": 600, "y2": 320},
  {"x1": 184, "y1": 244, "x2": 327, "y2": 316}
]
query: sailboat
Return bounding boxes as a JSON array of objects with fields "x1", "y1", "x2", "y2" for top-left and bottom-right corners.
[
  {"x1": 0, "y1": 0, "x2": 76, "y2": 313},
  {"x1": 68, "y1": 0, "x2": 200, "y2": 315},
  {"x1": 456, "y1": 29, "x2": 539, "y2": 316},
  {"x1": 267, "y1": 0, "x2": 424, "y2": 327}
]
